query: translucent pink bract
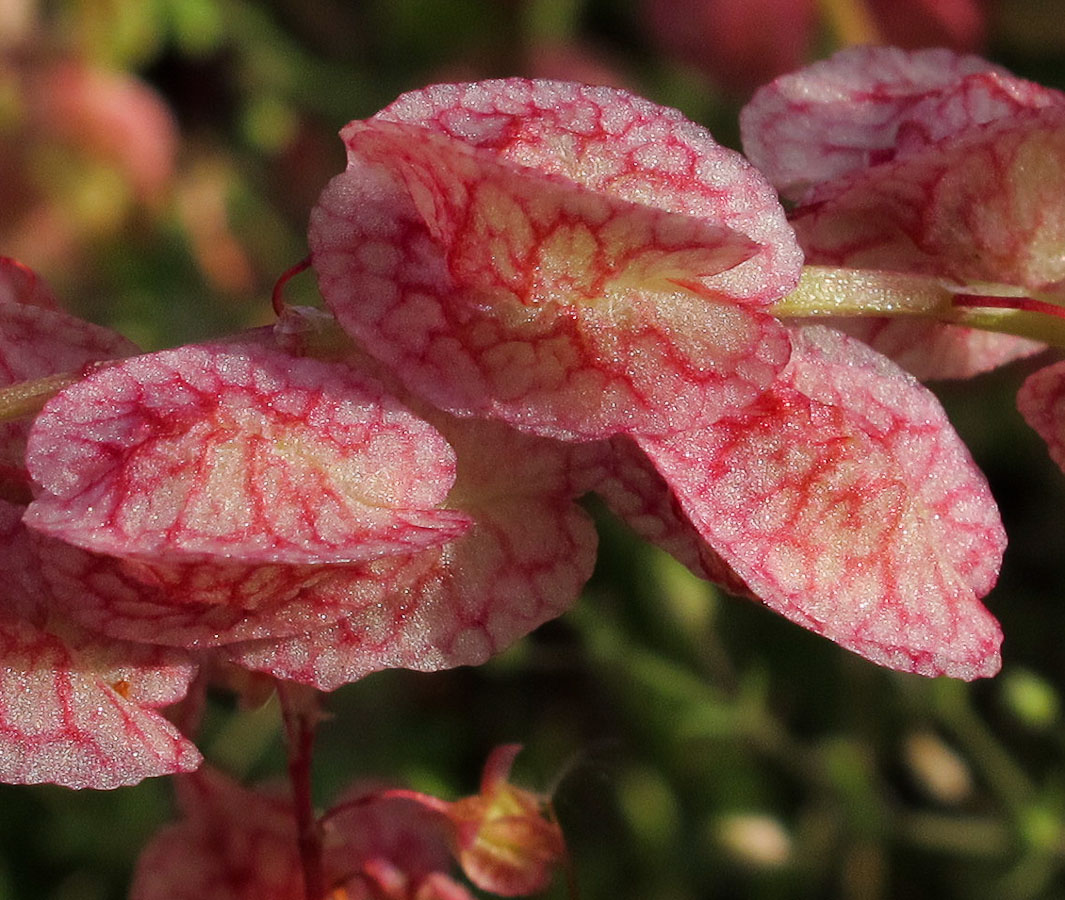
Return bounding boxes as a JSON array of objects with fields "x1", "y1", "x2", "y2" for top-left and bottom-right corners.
[
  {"x1": 741, "y1": 46, "x2": 1060, "y2": 204},
  {"x1": 25, "y1": 341, "x2": 468, "y2": 564},
  {"x1": 742, "y1": 46, "x2": 1058, "y2": 379},
  {"x1": 0, "y1": 503, "x2": 200, "y2": 789},
  {"x1": 226, "y1": 415, "x2": 598, "y2": 689},
  {"x1": 637, "y1": 327, "x2": 1004, "y2": 679},
  {"x1": 311, "y1": 78, "x2": 801, "y2": 440}
]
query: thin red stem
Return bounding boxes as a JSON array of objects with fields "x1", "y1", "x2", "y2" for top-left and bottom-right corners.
[
  {"x1": 951, "y1": 293, "x2": 1065, "y2": 320},
  {"x1": 272, "y1": 256, "x2": 312, "y2": 317},
  {"x1": 278, "y1": 681, "x2": 325, "y2": 900}
]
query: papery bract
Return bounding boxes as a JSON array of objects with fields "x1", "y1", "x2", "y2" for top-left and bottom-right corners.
[
  {"x1": 740, "y1": 46, "x2": 1058, "y2": 204},
  {"x1": 0, "y1": 600, "x2": 201, "y2": 788},
  {"x1": 22, "y1": 340, "x2": 472, "y2": 658},
  {"x1": 226, "y1": 412, "x2": 598, "y2": 689},
  {"x1": 25, "y1": 341, "x2": 469, "y2": 563},
  {"x1": 742, "y1": 46, "x2": 1057, "y2": 379},
  {"x1": 310, "y1": 78, "x2": 801, "y2": 440},
  {"x1": 633, "y1": 327, "x2": 1004, "y2": 678}
]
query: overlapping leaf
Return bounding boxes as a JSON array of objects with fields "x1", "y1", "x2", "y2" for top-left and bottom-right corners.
[
  {"x1": 226, "y1": 415, "x2": 597, "y2": 689},
  {"x1": 636, "y1": 327, "x2": 1004, "y2": 678},
  {"x1": 0, "y1": 500, "x2": 200, "y2": 789},
  {"x1": 311, "y1": 78, "x2": 801, "y2": 440},
  {"x1": 742, "y1": 46, "x2": 1057, "y2": 378}
]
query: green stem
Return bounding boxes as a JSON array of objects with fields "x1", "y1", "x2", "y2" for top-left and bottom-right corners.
[
  {"x1": 0, "y1": 372, "x2": 80, "y2": 424},
  {"x1": 772, "y1": 265, "x2": 1065, "y2": 349}
]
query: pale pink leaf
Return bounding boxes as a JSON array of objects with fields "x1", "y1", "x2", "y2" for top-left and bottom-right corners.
[
  {"x1": 1018, "y1": 361, "x2": 1065, "y2": 474},
  {"x1": 577, "y1": 436, "x2": 749, "y2": 594},
  {"x1": 25, "y1": 342, "x2": 469, "y2": 564},
  {"x1": 377, "y1": 80, "x2": 800, "y2": 304},
  {"x1": 32, "y1": 531, "x2": 421, "y2": 648},
  {"x1": 0, "y1": 619, "x2": 200, "y2": 788},
  {"x1": 741, "y1": 46, "x2": 1063, "y2": 202},
  {"x1": 789, "y1": 108, "x2": 1065, "y2": 292},
  {"x1": 785, "y1": 326, "x2": 1005, "y2": 598},
  {"x1": 311, "y1": 79, "x2": 800, "y2": 439},
  {"x1": 637, "y1": 327, "x2": 1004, "y2": 679},
  {"x1": 824, "y1": 317, "x2": 1044, "y2": 381},
  {"x1": 0, "y1": 299, "x2": 137, "y2": 479},
  {"x1": 0, "y1": 300, "x2": 136, "y2": 388},
  {"x1": 227, "y1": 418, "x2": 597, "y2": 688}
]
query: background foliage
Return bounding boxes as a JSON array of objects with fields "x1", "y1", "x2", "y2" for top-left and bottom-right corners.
[{"x1": 5, "y1": 0, "x2": 1065, "y2": 897}]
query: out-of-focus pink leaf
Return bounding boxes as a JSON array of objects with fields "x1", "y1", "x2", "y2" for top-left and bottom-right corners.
[
  {"x1": 24, "y1": 341, "x2": 469, "y2": 564},
  {"x1": 132, "y1": 768, "x2": 473, "y2": 900},
  {"x1": 311, "y1": 78, "x2": 800, "y2": 440},
  {"x1": 1019, "y1": 361, "x2": 1065, "y2": 474},
  {"x1": 226, "y1": 417, "x2": 597, "y2": 689},
  {"x1": 869, "y1": 0, "x2": 985, "y2": 50},
  {"x1": 131, "y1": 769, "x2": 303, "y2": 900},
  {"x1": 741, "y1": 46, "x2": 1062, "y2": 203},
  {"x1": 0, "y1": 614, "x2": 199, "y2": 789},
  {"x1": 637, "y1": 327, "x2": 1004, "y2": 679},
  {"x1": 0, "y1": 282, "x2": 136, "y2": 478},
  {"x1": 645, "y1": 0, "x2": 815, "y2": 95},
  {"x1": 32, "y1": 61, "x2": 178, "y2": 203},
  {"x1": 0, "y1": 257, "x2": 60, "y2": 310}
]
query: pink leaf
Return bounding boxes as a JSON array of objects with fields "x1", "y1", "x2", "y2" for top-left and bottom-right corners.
[
  {"x1": 25, "y1": 341, "x2": 469, "y2": 564},
  {"x1": 789, "y1": 108, "x2": 1065, "y2": 292},
  {"x1": 824, "y1": 317, "x2": 1044, "y2": 381},
  {"x1": 227, "y1": 417, "x2": 597, "y2": 688},
  {"x1": 0, "y1": 292, "x2": 137, "y2": 481},
  {"x1": 637, "y1": 327, "x2": 1004, "y2": 679},
  {"x1": 1018, "y1": 361, "x2": 1065, "y2": 474},
  {"x1": 740, "y1": 48, "x2": 1062, "y2": 379},
  {"x1": 741, "y1": 46, "x2": 1062, "y2": 203},
  {"x1": 311, "y1": 78, "x2": 800, "y2": 439},
  {"x1": 0, "y1": 617, "x2": 199, "y2": 788},
  {"x1": 32, "y1": 533, "x2": 420, "y2": 648}
]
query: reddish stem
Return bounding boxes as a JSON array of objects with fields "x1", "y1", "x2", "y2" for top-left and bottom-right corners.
[
  {"x1": 272, "y1": 257, "x2": 313, "y2": 317},
  {"x1": 951, "y1": 293, "x2": 1065, "y2": 320},
  {"x1": 278, "y1": 681, "x2": 325, "y2": 900}
]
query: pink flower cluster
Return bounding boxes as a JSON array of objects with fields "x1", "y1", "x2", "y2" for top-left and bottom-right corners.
[
  {"x1": 131, "y1": 745, "x2": 562, "y2": 900},
  {"x1": 3, "y1": 48, "x2": 1043, "y2": 799}
]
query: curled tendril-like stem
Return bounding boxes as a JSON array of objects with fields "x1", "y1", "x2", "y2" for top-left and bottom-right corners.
[{"x1": 272, "y1": 257, "x2": 313, "y2": 317}]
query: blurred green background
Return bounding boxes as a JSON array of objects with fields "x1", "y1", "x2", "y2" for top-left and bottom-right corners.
[{"x1": 5, "y1": 0, "x2": 1065, "y2": 898}]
